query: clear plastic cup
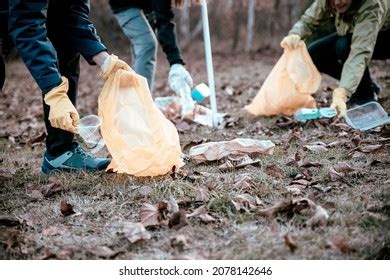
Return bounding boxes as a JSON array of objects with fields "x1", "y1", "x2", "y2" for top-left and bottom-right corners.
[
  {"x1": 345, "y1": 102, "x2": 390, "y2": 131},
  {"x1": 78, "y1": 115, "x2": 105, "y2": 154}
]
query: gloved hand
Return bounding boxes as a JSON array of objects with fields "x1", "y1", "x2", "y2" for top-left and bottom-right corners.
[
  {"x1": 101, "y1": 54, "x2": 132, "y2": 80},
  {"x1": 331, "y1": 87, "x2": 348, "y2": 117},
  {"x1": 280, "y1": 34, "x2": 302, "y2": 49},
  {"x1": 168, "y1": 64, "x2": 194, "y2": 115},
  {"x1": 44, "y1": 77, "x2": 79, "y2": 134}
]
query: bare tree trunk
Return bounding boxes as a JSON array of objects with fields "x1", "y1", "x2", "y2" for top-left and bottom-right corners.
[
  {"x1": 245, "y1": 0, "x2": 256, "y2": 52},
  {"x1": 231, "y1": 0, "x2": 243, "y2": 52},
  {"x1": 180, "y1": 0, "x2": 191, "y2": 42},
  {"x1": 182, "y1": 18, "x2": 203, "y2": 50}
]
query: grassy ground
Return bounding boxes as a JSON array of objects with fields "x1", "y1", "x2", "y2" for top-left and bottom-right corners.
[{"x1": 1, "y1": 49, "x2": 389, "y2": 260}]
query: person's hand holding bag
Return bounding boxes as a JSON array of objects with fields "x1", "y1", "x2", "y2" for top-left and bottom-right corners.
[
  {"x1": 281, "y1": 34, "x2": 302, "y2": 49},
  {"x1": 100, "y1": 54, "x2": 133, "y2": 80}
]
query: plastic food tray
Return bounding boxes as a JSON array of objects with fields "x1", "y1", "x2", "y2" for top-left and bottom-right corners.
[{"x1": 345, "y1": 102, "x2": 390, "y2": 131}]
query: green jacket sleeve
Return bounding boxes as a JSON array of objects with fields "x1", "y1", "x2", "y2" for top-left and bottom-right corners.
[
  {"x1": 289, "y1": 0, "x2": 330, "y2": 39},
  {"x1": 340, "y1": 3, "x2": 387, "y2": 95}
]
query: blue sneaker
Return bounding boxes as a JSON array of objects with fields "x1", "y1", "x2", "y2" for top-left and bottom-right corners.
[{"x1": 41, "y1": 143, "x2": 111, "y2": 174}]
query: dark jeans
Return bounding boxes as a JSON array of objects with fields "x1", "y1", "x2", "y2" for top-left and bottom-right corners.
[
  {"x1": 308, "y1": 29, "x2": 390, "y2": 104},
  {"x1": 43, "y1": 1, "x2": 80, "y2": 157}
]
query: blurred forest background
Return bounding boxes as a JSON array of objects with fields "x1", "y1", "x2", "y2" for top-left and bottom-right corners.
[{"x1": 91, "y1": 0, "x2": 335, "y2": 55}]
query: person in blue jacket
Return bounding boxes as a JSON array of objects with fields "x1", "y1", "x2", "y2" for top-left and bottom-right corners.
[
  {"x1": 8, "y1": 0, "x2": 131, "y2": 174},
  {"x1": 109, "y1": 0, "x2": 193, "y2": 98}
]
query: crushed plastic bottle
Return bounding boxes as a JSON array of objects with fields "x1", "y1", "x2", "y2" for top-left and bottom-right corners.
[{"x1": 294, "y1": 107, "x2": 337, "y2": 122}]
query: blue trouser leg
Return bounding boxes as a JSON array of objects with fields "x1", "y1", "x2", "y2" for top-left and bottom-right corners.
[
  {"x1": 114, "y1": 8, "x2": 157, "y2": 92},
  {"x1": 44, "y1": 0, "x2": 80, "y2": 156}
]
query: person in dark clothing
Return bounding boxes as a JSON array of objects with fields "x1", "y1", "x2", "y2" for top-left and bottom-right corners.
[
  {"x1": 109, "y1": 0, "x2": 193, "y2": 101},
  {"x1": 8, "y1": 0, "x2": 131, "y2": 173},
  {"x1": 0, "y1": 1, "x2": 10, "y2": 90}
]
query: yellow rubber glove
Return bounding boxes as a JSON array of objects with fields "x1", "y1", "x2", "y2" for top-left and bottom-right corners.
[
  {"x1": 44, "y1": 77, "x2": 79, "y2": 134},
  {"x1": 331, "y1": 87, "x2": 348, "y2": 117},
  {"x1": 101, "y1": 54, "x2": 132, "y2": 80},
  {"x1": 280, "y1": 34, "x2": 302, "y2": 49}
]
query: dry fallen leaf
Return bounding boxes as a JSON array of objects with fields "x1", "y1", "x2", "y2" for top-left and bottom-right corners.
[
  {"x1": 175, "y1": 120, "x2": 192, "y2": 132},
  {"x1": 27, "y1": 132, "x2": 46, "y2": 145},
  {"x1": 40, "y1": 176, "x2": 64, "y2": 197},
  {"x1": 0, "y1": 228, "x2": 19, "y2": 250},
  {"x1": 87, "y1": 246, "x2": 118, "y2": 258},
  {"x1": 335, "y1": 161, "x2": 355, "y2": 173},
  {"x1": 233, "y1": 174, "x2": 252, "y2": 190},
  {"x1": 265, "y1": 164, "x2": 285, "y2": 178},
  {"x1": 328, "y1": 167, "x2": 344, "y2": 182},
  {"x1": 258, "y1": 200, "x2": 294, "y2": 219},
  {"x1": 331, "y1": 236, "x2": 353, "y2": 254},
  {"x1": 292, "y1": 198, "x2": 316, "y2": 214},
  {"x1": 168, "y1": 210, "x2": 188, "y2": 230},
  {"x1": 306, "y1": 205, "x2": 329, "y2": 227},
  {"x1": 42, "y1": 248, "x2": 74, "y2": 260},
  {"x1": 60, "y1": 201, "x2": 75, "y2": 217},
  {"x1": 123, "y1": 222, "x2": 151, "y2": 243},
  {"x1": 291, "y1": 179, "x2": 310, "y2": 186},
  {"x1": 42, "y1": 226, "x2": 60, "y2": 237},
  {"x1": 187, "y1": 205, "x2": 216, "y2": 223},
  {"x1": 284, "y1": 233, "x2": 298, "y2": 252},
  {"x1": 19, "y1": 213, "x2": 38, "y2": 228},
  {"x1": 298, "y1": 161, "x2": 323, "y2": 168},
  {"x1": 219, "y1": 156, "x2": 261, "y2": 171},
  {"x1": 358, "y1": 144, "x2": 385, "y2": 153},
  {"x1": 231, "y1": 194, "x2": 261, "y2": 212},
  {"x1": 0, "y1": 215, "x2": 21, "y2": 227},
  {"x1": 140, "y1": 203, "x2": 163, "y2": 228},
  {"x1": 195, "y1": 187, "x2": 210, "y2": 202},
  {"x1": 170, "y1": 234, "x2": 188, "y2": 250},
  {"x1": 27, "y1": 190, "x2": 44, "y2": 200},
  {"x1": 303, "y1": 145, "x2": 328, "y2": 153}
]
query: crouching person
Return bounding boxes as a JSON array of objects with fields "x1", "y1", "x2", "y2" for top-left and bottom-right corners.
[{"x1": 281, "y1": 0, "x2": 389, "y2": 116}]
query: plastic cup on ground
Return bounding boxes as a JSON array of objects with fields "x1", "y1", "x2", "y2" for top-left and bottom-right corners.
[{"x1": 78, "y1": 115, "x2": 105, "y2": 154}]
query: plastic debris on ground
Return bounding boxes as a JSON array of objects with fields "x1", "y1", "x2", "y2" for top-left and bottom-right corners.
[
  {"x1": 189, "y1": 138, "x2": 275, "y2": 162},
  {"x1": 155, "y1": 96, "x2": 225, "y2": 127},
  {"x1": 345, "y1": 101, "x2": 390, "y2": 131},
  {"x1": 78, "y1": 114, "x2": 105, "y2": 154},
  {"x1": 294, "y1": 107, "x2": 337, "y2": 122},
  {"x1": 191, "y1": 83, "x2": 211, "y2": 102}
]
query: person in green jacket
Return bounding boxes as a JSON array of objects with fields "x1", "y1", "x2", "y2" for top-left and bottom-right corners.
[{"x1": 281, "y1": 0, "x2": 389, "y2": 116}]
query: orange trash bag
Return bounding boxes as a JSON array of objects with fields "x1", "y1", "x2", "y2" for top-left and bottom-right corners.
[
  {"x1": 98, "y1": 69, "x2": 183, "y2": 176},
  {"x1": 245, "y1": 42, "x2": 321, "y2": 116}
]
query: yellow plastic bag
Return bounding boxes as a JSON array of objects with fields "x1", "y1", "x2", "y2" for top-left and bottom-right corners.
[
  {"x1": 98, "y1": 69, "x2": 183, "y2": 176},
  {"x1": 245, "y1": 42, "x2": 321, "y2": 116}
]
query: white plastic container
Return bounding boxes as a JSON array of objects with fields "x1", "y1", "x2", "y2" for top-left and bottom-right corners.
[
  {"x1": 78, "y1": 115, "x2": 105, "y2": 154},
  {"x1": 345, "y1": 102, "x2": 390, "y2": 131},
  {"x1": 191, "y1": 83, "x2": 211, "y2": 102}
]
